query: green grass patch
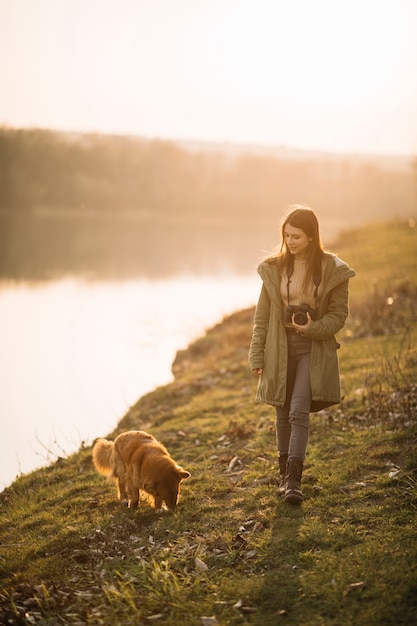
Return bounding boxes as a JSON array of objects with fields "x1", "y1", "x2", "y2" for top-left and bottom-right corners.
[{"x1": 1, "y1": 219, "x2": 416, "y2": 625}]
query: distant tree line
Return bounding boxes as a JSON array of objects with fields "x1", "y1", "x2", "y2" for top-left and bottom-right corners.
[{"x1": 0, "y1": 127, "x2": 415, "y2": 279}]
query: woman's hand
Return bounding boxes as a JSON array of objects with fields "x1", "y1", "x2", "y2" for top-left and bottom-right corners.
[{"x1": 252, "y1": 368, "x2": 263, "y2": 376}]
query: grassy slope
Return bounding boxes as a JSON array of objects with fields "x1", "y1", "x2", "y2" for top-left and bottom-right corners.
[{"x1": 1, "y1": 219, "x2": 416, "y2": 626}]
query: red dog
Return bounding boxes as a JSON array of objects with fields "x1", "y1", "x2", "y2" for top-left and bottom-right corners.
[{"x1": 92, "y1": 430, "x2": 190, "y2": 510}]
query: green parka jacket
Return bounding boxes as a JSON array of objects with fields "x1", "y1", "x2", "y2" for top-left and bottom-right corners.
[{"x1": 248, "y1": 253, "x2": 356, "y2": 412}]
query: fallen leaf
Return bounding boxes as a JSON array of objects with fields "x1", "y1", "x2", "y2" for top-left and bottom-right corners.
[
  {"x1": 195, "y1": 557, "x2": 209, "y2": 571},
  {"x1": 227, "y1": 456, "x2": 240, "y2": 472},
  {"x1": 200, "y1": 616, "x2": 218, "y2": 626},
  {"x1": 346, "y1": 581, "x2": 366, "y2": 594},
  {"x1": 232, "y1": 533, "x2": 248, "y2": 547},
  {"x1": 242, "y1": 519, "x2": 255, "y2": 529},
  {"x1": 388, "y1": 469, "x2": 402, "y2": 478}
]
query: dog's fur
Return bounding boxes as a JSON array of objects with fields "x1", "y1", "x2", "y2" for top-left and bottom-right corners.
[{"x1": 92, "y1": 430, "x2": 190, "y2": 510}]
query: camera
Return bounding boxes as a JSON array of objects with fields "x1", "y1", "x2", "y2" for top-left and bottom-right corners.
[{"x1": 285, "y1": 304, "x2": 315, "y2": 326}]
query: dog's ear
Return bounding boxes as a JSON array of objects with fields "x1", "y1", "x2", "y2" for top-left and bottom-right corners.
[{"x1": 176, "y1": 467, "x2": 190, "y2": 480}]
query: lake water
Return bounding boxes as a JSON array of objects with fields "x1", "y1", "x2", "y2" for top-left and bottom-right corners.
[{"x1": 0, "y1": 275, "x2": 260, "y2": 489}]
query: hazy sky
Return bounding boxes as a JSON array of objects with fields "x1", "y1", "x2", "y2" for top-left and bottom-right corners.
[{"x1": 1, "y1": 0, "x2": 417, "y2": 155}]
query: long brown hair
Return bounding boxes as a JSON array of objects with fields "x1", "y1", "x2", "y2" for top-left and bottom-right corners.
[{"x1": 278, "y1": 204, "x2": 325, "y2": 289}]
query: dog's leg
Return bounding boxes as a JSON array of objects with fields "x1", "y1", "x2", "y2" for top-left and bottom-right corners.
[
  {"x1": 112, "y1": 451, "x2": 129, "y2": 505},
  {"x1": 128, "y1": 490, "x2": 139, "y2": 508},
  {"x1": 153, "y1": 495, "x2": 164, "y2": 512},
  {"x1": 116, "y1": 475, "x2": 129, "y2": 505},
  {"x1": 126, "y1": 474, "x2": 139, "y2": 508}
]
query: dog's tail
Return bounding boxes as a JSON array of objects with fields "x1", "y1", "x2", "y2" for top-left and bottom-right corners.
[{"x1": 92, "y1": 438, "x2": 114, "y2": 476}]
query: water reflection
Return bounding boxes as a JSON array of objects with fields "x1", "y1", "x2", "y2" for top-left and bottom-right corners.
[{"x1": 0, "y1": 275, "x2": 259, "y2": 489}]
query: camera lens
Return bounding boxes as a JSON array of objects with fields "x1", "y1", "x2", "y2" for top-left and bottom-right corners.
[{"x1": 293, "y1": 311, "x2": 307, "y2": 325}]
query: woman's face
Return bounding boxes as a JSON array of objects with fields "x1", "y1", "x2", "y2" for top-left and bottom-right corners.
[{"x1": 284, "y1": 223, "x2": 312, "y2": 255}]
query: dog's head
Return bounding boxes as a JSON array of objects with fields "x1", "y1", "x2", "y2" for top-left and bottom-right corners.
[{"x1": 144, "y1": 465, "x2": 190, "y2": 511}]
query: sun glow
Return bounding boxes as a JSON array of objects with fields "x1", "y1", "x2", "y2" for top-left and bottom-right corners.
[
  {"x1": 180, "y1": 0, "x2": 413, "y2": 112},
  {"x1": 1, "y1": 0, "x2": 416, "y2": 153}
]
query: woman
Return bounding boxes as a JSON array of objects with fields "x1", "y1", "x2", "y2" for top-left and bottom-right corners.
[{"x1": 248, "y1": 205, "x2": 355, "y2": 504}]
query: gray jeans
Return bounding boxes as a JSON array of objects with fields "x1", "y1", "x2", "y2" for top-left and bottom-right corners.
[{"x1": 276, "y1": 333, "x2": 312, "y2": 459}]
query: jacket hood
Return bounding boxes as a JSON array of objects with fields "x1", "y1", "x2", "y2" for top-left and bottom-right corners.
[
  {"x1": 326, "y1": 253, "x2": 356, "y2": 281},
  {"x1": 257, "y1": 253, "x2": 356, "y2": 297}
]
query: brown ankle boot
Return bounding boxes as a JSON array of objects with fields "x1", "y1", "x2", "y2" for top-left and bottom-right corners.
[
  {"x1": 284, "y1": 457, "x2": 304, "y2": 505},
  {"x1": 278, "y1": 454, "x2": 288, "y2": 495}
]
